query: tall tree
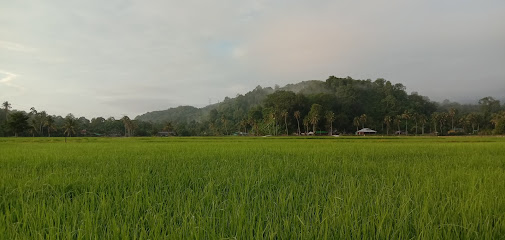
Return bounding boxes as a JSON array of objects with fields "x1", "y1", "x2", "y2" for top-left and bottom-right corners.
[
  {"x1": 325, "y1": 111, "x2": 335, "y2": 135},
  {"x1": 353, "y1": 117, "x2": 360, "y2": 132},
  {"x1": 281, "y1": 110, "x2": 289, "y2": 135},
  {"x1": 63, "y1": 114, "x2": 78, "y2": 139},
  {"x1": 221, "y1": 115, "x2": 228, "y2": 135},
  {"x1": 418, "y1": 114, "x2": 427, "y2": 135},
  {"x1": 239, "y1": 119, "x2": 248, "y2": 133},
  {"x1": 308, "y1": 104, "x2": 322, "y2": 134},
  {"x1": 411, "y1": 112, "x2": 419, "y2": 135},
  {"x1": 294, "y1": 111, "x2": 301, "y2": 136},
  {"x1": 2, "y1": 101, "x2": 11, "y2": 123},
  {"x1": 490, "y1": 111, "x2": 505, "y2": 134},
  {"x1": 303, "y1": 116, "x2": 309, "y2": 134},
  {"x1": 122, "y1": 116, "x2": 133, "y2": 137},
  {"x1": 7, "y1": 112, "x2": 29, "y2": 137},
  {"x1": 28, "y1": 107, "x2": 48, "y2": 136},
  {"x1": 264, "y1": 110, "x2": 276, "y2": 135},
  {"x1": 44, "y1": 116, "x2": 57, "y2": 137},
  {"x1": 394, "y1": 115, "x2": 402, "y2": 132},
  {"x1": 401, "y1": 111, "x2": 410, "y2": 135},
  {"x1": 359, "y1": 114, "x2": 367, "y2": 129},
  {"x1": 30, "y1": 107, "x2": 37, "y2": 116},
  {"x1": 383, "y1": 116, "x2": 392, "y2": 135},
  {"x1": 310, "y1": 115, "x2": 319, "y2": 133},
  {"x1": 479, "y1": 97, "x2": 501, "y2": 116},
  {"x1": 248, "y1": 106, "x2": 263, "y2": 136},
  {"x1": 30, "y1": 118, "x2": 38, "y2": 137},
  {"x1": 448, "y1": 108, "x2": 457, "y2": 130},
  {"x1": 439, "y1": 112, "x2": 448, "y2": 134},
  {"x1": 431, "y1": 112, "x2": 440, "y2": 135},
  {"x1": 465, "y1": 113, "x2": 481, "y2": 134}
]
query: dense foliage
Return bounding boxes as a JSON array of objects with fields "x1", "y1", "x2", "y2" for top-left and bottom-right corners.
[{"x1": 1, "y1": 76, "x2": 504, "y2": 137}]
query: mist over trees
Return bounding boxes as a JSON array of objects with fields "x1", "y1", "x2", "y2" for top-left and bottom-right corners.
[{"x1": 1, "y1": 76, "x2": 504, "y2": 137}]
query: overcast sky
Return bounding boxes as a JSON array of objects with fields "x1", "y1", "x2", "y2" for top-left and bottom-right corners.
[{"x1": 1, "y1": 0, "x2": 504, "y2": 118}]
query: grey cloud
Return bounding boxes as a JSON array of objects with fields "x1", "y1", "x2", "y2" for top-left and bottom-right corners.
[{"x1": 0, "y1": 0, "x2": 504, "y2": 118}]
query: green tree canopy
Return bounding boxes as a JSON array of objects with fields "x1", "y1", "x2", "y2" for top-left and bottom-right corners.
[{"x1": 7, "y1": 111, "x2": 29, "y2": 137}]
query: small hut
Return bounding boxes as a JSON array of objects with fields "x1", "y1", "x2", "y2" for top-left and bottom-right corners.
[{"x1": 356, "y1": 128, "x2": 377, "y2": 135}]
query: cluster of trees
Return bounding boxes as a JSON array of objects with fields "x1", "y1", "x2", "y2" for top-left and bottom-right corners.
[
  {"x1": 2, "y1": 77, "x2": 505, "y2": 137},
  {"x1": 0, "y1": 105, "x2": 156, "y2": 138},
  {"x1": 196, "y1": 77, "x2": 504, "y2": 136}
]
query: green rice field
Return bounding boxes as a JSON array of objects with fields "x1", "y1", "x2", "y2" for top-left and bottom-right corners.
[{"x1": 1, "y1": 136, "x2": 505, "y2": 239}]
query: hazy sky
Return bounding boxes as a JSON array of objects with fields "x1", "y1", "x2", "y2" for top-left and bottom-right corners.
[{"x1": 1, "y1": 0, "x2": 504, "y2": 118}]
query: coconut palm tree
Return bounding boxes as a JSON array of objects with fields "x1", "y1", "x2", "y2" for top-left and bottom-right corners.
[
  {"x1": 308, "y1": 104, "x2": 322, "y2": 134},
  {"x1": 30, "y1": 118, "x2": 38, "y2": 137},
  {"x1": 439, "y1": 112, "x2": 448, "y2": 134},
  {"x1": 359, "y1": 114, "x2": 367, "y2": 129},
  {"x1": 411, "y1": 112, "x2": 419, "y2": 135},
  {"x1": 401, "y1": 111, "x2": 410, "y2": 135},
  {"x1": 394, "y1": 115, "x2": 402, "y2": 133},
  {"x1": 383, "y1": 115, "x2": 392, "y2": 135},
  {"x1": 63, "y1": 115, "x2": 78, "y2": 141},
  {"x1": 418, "y1": 114, "x2": 427, "y2": 135},
  {"x1": 325, "y1": 111, "x2": 335, "y2": 135},
  {"x1": 2, "y1": 101, "x2": 11, "y2": 123},
  {"x1": 431, "y1": 112, "x2": 440, "y2": 135},
  {"x1": 465, "y1": 113, "x2": 481, "y2": 134},
  {"x1": 303, "y1": 116, "x2": 310, "y2": 134},
  {"x1": 44, "y1": 116, "x2": 56, "y2": 137},
  {"x1": 353, "y1": 117, "x2": 360, "y2": 132},
  {"x1": 281, "y1": 110, "x2": 288, "y2": 135},
  {"x1": 310, "y1": 113, "x2": 319, "y2": 134},
  {"x1": 294, "y1": 111, "x2": 301, "y2": 136},
  {"x1": 448, "y1": 108, "x2": 457, "y2": 130},
  {"x1": 122, "y1": 116, "x2": 136, "y2": 137},
  {"x1": 29, "y1": 108, "x2": 47, "y2": 136}
]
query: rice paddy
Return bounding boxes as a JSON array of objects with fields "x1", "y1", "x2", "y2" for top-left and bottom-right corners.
[{"x1": 1, "y1": 136, "x2": 505, "y2": 239}]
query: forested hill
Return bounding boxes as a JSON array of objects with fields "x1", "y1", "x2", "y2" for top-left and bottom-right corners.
[
  {"x1": 134, "y1": 80, "x2": 334, "y2": 123},
  {"x1": 135, "y1": 76, "x2": 438, "y2": 132},
  {"x1": 3, "y1": 76, "x2": 504, "y2": 137},
  {"x1": 135, "y1": 85, "x2": 267, "y2": 123}
]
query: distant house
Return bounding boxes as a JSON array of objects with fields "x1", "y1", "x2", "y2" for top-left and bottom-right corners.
[{"x1": 356, "y1": 128, "x2": 377, "y2": 135}]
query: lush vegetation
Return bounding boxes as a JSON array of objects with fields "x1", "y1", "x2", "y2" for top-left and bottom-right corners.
[
  {"x1": 2, "y1": 76, "x2": 505, "y2": 137},
  {"x1": 1, "y1": 137, "x2": 504, "y2": 238}
]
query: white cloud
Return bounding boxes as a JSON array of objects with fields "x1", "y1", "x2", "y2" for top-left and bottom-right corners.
[
  {"x1": 0, "y1": 41, "x2": 36, "y2": 52},
  {"x1": 0, "y1": 70, "x2": 24, "y2": 91}
]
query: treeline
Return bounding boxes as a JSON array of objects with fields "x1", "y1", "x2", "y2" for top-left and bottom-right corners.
[
  {"x1": 1, "y1": 76, "x2": 505, "y2": 137},
  {"x1": 0, "y1": 106, "x2": 162, "y2": 138}
]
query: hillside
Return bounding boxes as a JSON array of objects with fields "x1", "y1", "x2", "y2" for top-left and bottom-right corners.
[
  {"x1": 135, "y1": 85, "x2": 276, "y2": 123},
  {"x1": 136, "y1": 80, "x2": 345, "y2": 123},
  {"x1": 4, "y1": 76, "x2": 503, "y2": 137}
]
